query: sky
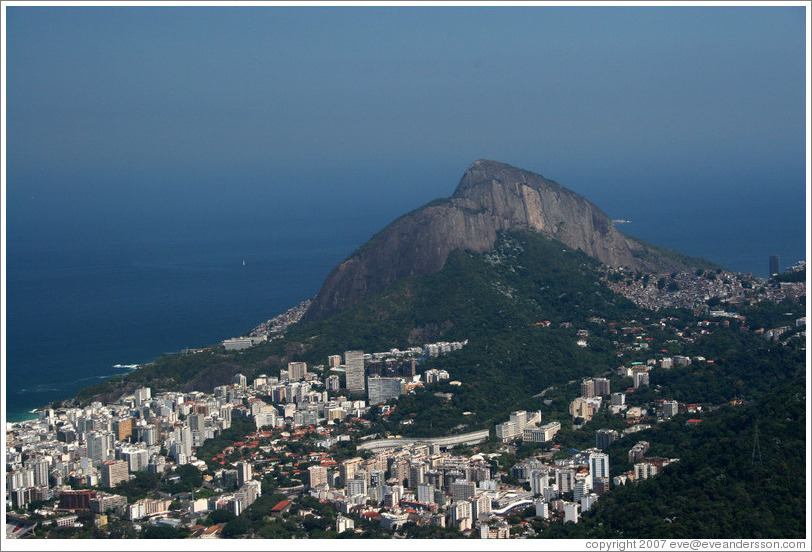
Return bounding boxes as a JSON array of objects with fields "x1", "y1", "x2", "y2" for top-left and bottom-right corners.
[{"x1": 5, "y1": 5, "x2": 807, "y2": 205}]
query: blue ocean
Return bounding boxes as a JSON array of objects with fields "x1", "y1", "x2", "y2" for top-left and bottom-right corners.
[{"x1": 4, "y1": 167, "x2": 807, "y2": 423}]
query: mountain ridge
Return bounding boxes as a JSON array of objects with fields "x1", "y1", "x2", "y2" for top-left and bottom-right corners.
[{"x1": 304, "y1": 159, "x2": 715, "y2": 322}]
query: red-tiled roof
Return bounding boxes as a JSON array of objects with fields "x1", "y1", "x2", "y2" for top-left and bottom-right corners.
[{"x1": 270, "y1": 500, "x2": 292, "y2": 512}]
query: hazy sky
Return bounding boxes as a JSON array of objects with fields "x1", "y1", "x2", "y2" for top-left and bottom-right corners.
[{"x1": 4, "y1": 4, "x2": 808, "y2": 241}]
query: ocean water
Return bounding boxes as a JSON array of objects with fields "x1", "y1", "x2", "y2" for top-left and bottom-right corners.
[
  {"x1": 3, "y1": 195, "x2": 401, "y2": 423},
  {"x1": 4, "y1": 170, "x2": 806, "y2": 423}
]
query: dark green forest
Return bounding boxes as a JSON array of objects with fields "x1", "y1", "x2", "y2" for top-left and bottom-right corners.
[{"x1": 543, "y1": 378, "x2": 806, "y2": 539}]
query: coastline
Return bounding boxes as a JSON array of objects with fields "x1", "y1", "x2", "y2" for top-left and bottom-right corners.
[
  {"x1": 5, "y1": 410, "x2": 40, "y2": 425},
  {"x1": 4, "y1": 299, "x2": 313, "y2": 427}
]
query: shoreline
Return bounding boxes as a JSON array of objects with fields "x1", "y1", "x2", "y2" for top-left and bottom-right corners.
[
  {"x1": 5, "y1": 410, "x2": 40, "y2": 425},
  {"x1": 4, "y1": 299, "x2": 314, "y2": 428}
]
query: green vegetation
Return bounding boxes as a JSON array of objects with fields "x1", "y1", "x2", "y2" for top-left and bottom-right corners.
[
  {"x1": 196, "y1": 415, "x2": 254, "y2": 468},
  {"x1": 736, "y1": 298, "x2": 805, "y2": 331},
  {"x1": 628, "y1": 236, "x2": 719, "y2": 272},
  {"x1": 57, "y1": 228, "x2": 806, "y2": 539},
  {"x1": 73, "y1": 231, "x2": 642, "y2": 423},
  {"x1": 543, "y1": 378, "x2": 806, "y2": 539},
  {"x1": 769, "y1": 267, "x2": 806, "y2": 283},
  {"x1": 142, "y1": 525, "x2": 190, "y2": 539}
]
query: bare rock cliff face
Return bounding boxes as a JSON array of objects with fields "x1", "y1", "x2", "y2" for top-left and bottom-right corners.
[{"x1": 304, "y1": 159, "x2": 696, "y2": 321}]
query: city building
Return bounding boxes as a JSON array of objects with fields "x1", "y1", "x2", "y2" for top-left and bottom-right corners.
[
  {"x1": 344, "y1": 350, "x2": 366, "y2": 395},
  {"x1": 770, "y1": 255, "x2": 780, "y2": 276},
  {"x1": 523, "y1": 421, "x2": 561, "y2": 443},
  {"x1": 100, "y1": 460, "x2": 129, "y2": 488},
  {"x1": 336, "y1": 515, "x2": 355, "y2": 533},
  {"x1": 287, "y1": 362, "x2": 307, "y2": 382},
  {"x1": 628, "y1": 441, "x2": 650, "y2": 463},
  {"x1": 663, "y1": 400, "x2": 679, "y2": 418},
  {"x1": 633, "y1": 371, "x2": 650, "y2": 389},
  {"x1": 496, "y1": 410, "x2": 543, "y2": 442},
  {"x1": 417, "y1": 482, "x2": 435, "y2": 504},
  {"x1": 563, "y1": 501, "x2": 579, "y2": 524},
  {"x1": 367, "y1": 376, "x2": 405, "y2": 405},
  {"x1": 556, "y1": 469, "x2": 575, "y2": 494},
  {"x1": 86, "y1": 431, "x2": 114, "y2": 467},
  {"x1": 339, "y1": 457, "x2": 363, "y2": 486},
  {"x1": 58, "y1": 490, "x2": 96, "y2": 510},
  {"x1": 588, "y1": 452, "x2": 610, "y2": 486},
  {"x1": 308, "y1": 465, "x2": 328, "y2": 488},
  {"x1": 113, "y1": 418, "x2": 133, "y2": 441},
  {"x1": 634, "y1": 462, "x2": 658, "y2": 481},
  {"x1": 236, "y1": 461, "x2": 252, "y2": 487},
  {"x1": 595, "y1": 428, "x2": 619, "y2": 450},
  {"x1": 570, "y1": 397, "x2": 601, "y2": 422},
  {"x1": 451, "y1": 481, "x2": 476, "y2": 502},
  {"x1": 134, "y1": 387, "x2": 152, "y2": 406}
]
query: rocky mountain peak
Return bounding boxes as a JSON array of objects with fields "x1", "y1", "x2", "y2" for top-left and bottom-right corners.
[{"x1": 302, "y1": 161, "x2": 710, "y2": 322}]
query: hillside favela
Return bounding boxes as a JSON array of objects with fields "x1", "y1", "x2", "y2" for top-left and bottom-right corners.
[{"x1": 4, "y1": 160, "x2": 808, "y2": 544}]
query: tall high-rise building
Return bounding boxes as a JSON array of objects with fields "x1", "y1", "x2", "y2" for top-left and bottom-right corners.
[
  {"x1": 188, "y1": 413, "x2": 205, "y2": 432},
  {"x1": 340, "y1": 457, "x2": 363, "y2": 486},
  {"x1": 390, "y1": 460, "x2": 409, "y2": 487},
  {"x1": 344, "y1": 350, "x2": 366, "y2": 395},
  {"x1": 287, "y1": 362, "x2": 307, "y2": 382},
  {"x1": 134, "y1": 387, "x2": 152, "y2": 407},
  {"x1": 417, "y1": 482, "x2": 435, "y2": 504},
  {"x1": 634, "y1": 462, "x2": 658, "y2": 480},
  {"x1": 24, "y1": 458, "x2": 50, "y2": 488},
  {"x1": 662, "y1": 400, "x2": 679, "y2": 418},
  {"x1": 595, "y1": 428, "x2": 619, "y2": 450},
  {"x1": 556, "y1": 468, "x2": 575, "y2": 494},
  {"x1": 237, "y1": 461, "x2": 253, "y2": 487},
  {"x1": 580, "y1": 379, "x2": 596, "y2": 398},
  {"x1": 121, "y1": 448, "x2": 149, "y2": 472},
  {"x1": 594, "y1": 378, "x2": 611, "y2": 396},
  {"x1": 328, "y1": 355, "x2": 343, "y2": 368},
  {"x1": 404, "y1": 359, "x2": 416, "y2": 378},
  {"x1": 510, "y1": 410, "x2": 529, "y2": 427},
  {"x1": 172, "y1": 425, "x2": 193, "y2": 464},
  {"x1": 628, "y1": 441, "x2": 650, "y2": 464},
  {"x1": 347, "y1": 473, "x2": 368, "y2": 497},
  {"x1": 86, "y1": 431, "x2": 113, "y2": 467},
  {"x1": 530, "y1": 469, "x2": 551, "y2": 496},
  {"x1": 451, "y1": 481, "x2": 476, "y2": 502},
  {"x1": 136, "y1": 424, "x2": 158, "y2": 446},
  {"x1": 113, "y1": 418, "x2": 133, "y2": 442},
  {"x1": 633, "y1": 371, "x2": 650, "y2": 389},
  {"x1": 408, "y1": 462, "x2": 427, "y2": 488},
  {"x1": 770, "y1": 255, "x2": 780, "y2": 276},
  {"x1": 610, "y1": 392, "x2": 626, "y2": 406},
  {"x1": 589, "y1": 452, "x2": 610, "y2": 485},
  {"x1": 308, "y1": 465, "x2": 328, "y2": 488},
  {"x1": 100, "y1": 460, "x2": 129, "y2": 488}
]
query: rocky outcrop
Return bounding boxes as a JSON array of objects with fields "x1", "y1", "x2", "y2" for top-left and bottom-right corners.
[{"x1": 303, "y1": 160, "x2": 707, "y2": 321}]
